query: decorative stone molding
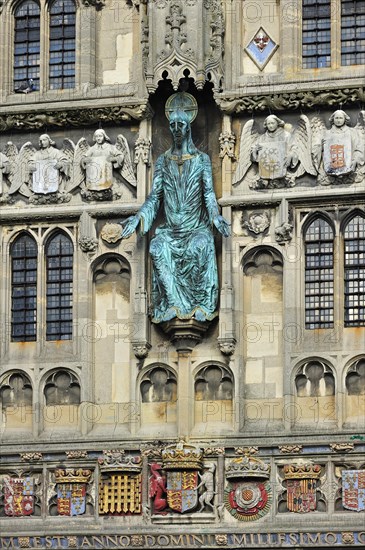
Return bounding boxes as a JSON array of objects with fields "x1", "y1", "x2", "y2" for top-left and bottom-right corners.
[
  {"x1": 134, "y1": 137, "x2": 151, "y2": 165},
  {"x1": 342, "y1": 533, "x2": 355, "y2": 545},
  {"x1": 219, "y1": 131, "x2": 236, "y2": 160},
  {"x1": 81, "y1": 0, "x2": 105, "y2": 9},
  {"x1": 132, "y1": 341, "x2": 152, "y2": 360},
  {"x1": 204, "y1": 447, "x2": 225, "y2": 456},
  {"x1": 279, "y1": 445, "x2": 303, "y2": 454},
  {"x1": 20, "y1": 452, "x2": 43, "y2": 462},
  {"x1": 65, "y1": 450, "x2": 89, "y2": 459},
  {"x1": 215, "y1": 534, "x2": 228, "y2": 546},
  {"x1": 216, "y1": 87, "x2": 365, "y2": 115},
  {"x1": 161, "y1": 318, "x2": 210, "y2": 352},
  {"x1": 0, "y1": 103, "x2": 153, "y2": 133},
  {"x1": 18, "y1": 538, "x2": 31, "y2": 549},
  {"x1": 78, "y1": 236, "x2": 98, "y2": 254},
  {"x1": 131, "y1": 536, "x2": 144, "y2": 547},
  {"x1": 275, "y1": 222, "x2": 293, "y2": 243},
  {"x1": 330, "y1": 443, "x2": 354, "y2": 453},
  {"x1": 145, "y1": 0, "x2": 225, "y2": 92},
  {"x1": 100, "y1": 223, "x2": 122, "y2": 244},
  {"x1": 217, "y1": 337, "x2": 236, "y2": 356},
  {"x1": 242, "y1": 211, "x2": 271, "y2": 235},
  {"x1": 235, "y1": 446, "x2": 259, "y2": 456}
]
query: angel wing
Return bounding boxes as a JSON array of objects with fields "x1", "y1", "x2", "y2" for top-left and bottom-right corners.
[
  {"x1": 355, "y1": 110, "x2": 365, "y2": 137},
  {"x1": 292, "y1": 115, "x2": 317, "y2": 178},
  {"x1": 8, "y1": 141, "x2": 35, "y2": 196},
  {"x1": 3, "y1": 142, "x2": 18, "y2": 192},
  {"x1": 115, "y1": 134, "x2": 137, "y2": 187},
  {"x1": 310, "y1": 116, "x2": 326, "y2": 171},
  {"x1": 61, "y1": 138, "x2": 75, "y2": 180},
  {"x1": 232, "y1": 119, "x2": 258, "y2": 187},
  {"x1": 69, "y1": 137, "x2": 89, "y2": 192}
]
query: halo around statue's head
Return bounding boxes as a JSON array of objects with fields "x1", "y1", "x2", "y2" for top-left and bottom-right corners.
[{"x1": 165, "y1": 92, "x2": 198, "y2": 123}]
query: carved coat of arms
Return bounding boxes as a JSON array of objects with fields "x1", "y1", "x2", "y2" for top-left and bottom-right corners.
[
  {"x1": 161, "y1": 441, "x2": 203, "y2": 514},
  {"x1": 55, "y1": 469, "x2": 92, "y2": 516},
  {"x1": 224, "y1": 456, "x2": 271, "y2": 521},
  {"x1": 283, "y1": 464, "x2": 321, "y2": 513},
  {"x1": 342, "y1": 470, "x2": 365, "y2": 512},
  {"x1": 3, "y1": 476, "x2": 34, "y2": 516}
]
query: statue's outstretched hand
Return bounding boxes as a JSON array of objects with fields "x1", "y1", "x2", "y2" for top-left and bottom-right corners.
[
  {"x1": 213, "y1": 215, "x2": 231, "y2": 237},
  {"x1": 120, "y1": 215, "x2": 140, "y2": 239}
]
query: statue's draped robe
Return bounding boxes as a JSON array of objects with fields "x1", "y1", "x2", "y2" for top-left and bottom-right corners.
[{"x1": 139, "y1": 150, "x2": 220, "y2": 323}]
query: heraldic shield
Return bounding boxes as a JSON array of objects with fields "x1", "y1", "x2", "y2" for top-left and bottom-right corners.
[
  {"x1": 161, "y1": 441, "x2": 203, "y2": 514},
  {"x1": 57, "y1": 483, "x2": 86, "y2": 516},
  {"x1": 283, "y1": 464, "x2": 321, "y2": 513},
  {"x1": 166, "y1": 470, "x2": 199, "y2": 513},
  {"x1": 342, "y1": 470, "x2": 365, "y2": 512},
  {"x1": 3, "y1": 476, "x2": 34, "y2": 516}
]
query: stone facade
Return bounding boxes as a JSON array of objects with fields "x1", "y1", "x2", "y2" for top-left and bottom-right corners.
[{"x1": 0, "y1": 0, "x2": 364, "y2": 548}]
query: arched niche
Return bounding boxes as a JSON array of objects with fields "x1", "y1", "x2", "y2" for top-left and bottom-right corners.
[
  {"x1": 241, "y1": 246, "x2": 284, "y2": 426},
  {"x1": 140, "y1": 365, "x2": 177, "y2": 426},
  {"x1": 92, "y1": 255, "x2": 131, "y2": 416},
  {"x1": 0, "y1": 372, "x2": 33, "y2": 431},
  {"x1": 194, "y1": 363, "x2": 234, "y2": 430},
  {"x1": 43, "y1": 369, "x2": 80, "y2": 431},
  {"x1": 293, "y1": 360, "x2": 336, "y2": 426},
  {"x1": 344, "y1": 357, "x2": 365, "y2": 426}
]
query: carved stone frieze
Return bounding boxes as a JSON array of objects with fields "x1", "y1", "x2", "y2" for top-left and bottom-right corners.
[
  {"x1": 20, "y1": 452, "x2": 43, "y2": 462},
  {"x1": 235, "y1": 447, "x2": 259, "y2": 456},
  {"x1": 65, "y1": 450, "x2": 89, "y2": 459},
  {"x1": 204, "y1": 447, "x2": 225, "y2": 456},
  {"x1": 216, "y1": 87, "x2": 365, "y2": 115},
  {"x1": 215, "y1": 535, "x2": 228, "y2": 546},
  {"x1": 132, "y1": 342, "x2": 152, "y2": 360},
  {"x1": 275, "y1": 222, "x2": 293, "y2": 243},
  {"x1": 330, "y1": 443, "x2": 354, "y2": 453},
  {"x1": 145, "y1": 0, "x2": 225, "y2": 92},
  {"x1": 81, "y1": 0, "x2": 105, "y2": 9},
  {"x1": 279, "y1": 445, "x2": 303, "y2": 454},
  {"x1": 100, "y1": 222, "x2": 123, "y2": 244},
  {"x1": 219, "y1": 131, "x2": 236, "y2": 160},
  {"x1": 242, "y1": 211, "x2": 271, "y2": 235},
  {"x1": 134, "y1": 137, "x2": 151, "y2": 165},
  {"x1": 0, "y1": 104, "x2": 153, "y2": 133},
  {"x1": 217, "y1": 337, "x2": 236, "y2": 356},
  {"x1": 78, "y1": 236, "x2": 98, "y2": 253}
]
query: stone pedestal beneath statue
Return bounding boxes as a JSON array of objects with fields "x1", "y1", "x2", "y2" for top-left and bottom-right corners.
[{"x1": 160, "y1": 318, "x2": 210, "y2": 352}]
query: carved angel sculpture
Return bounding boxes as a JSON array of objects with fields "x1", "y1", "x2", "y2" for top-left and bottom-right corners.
[
  {"x1": 7, "y1": 135, "x2": 73, "y2": 199},
  {"x1": 233, "y1": 114, "x2": 317, "y2": 189},
  {"x1": 0, "y1": 150, "x2": 10, "y2": 197},
  {"x1": 311, "y1": 110, "x2": 365, "y2": 185},
  {"x1": 72, "y1": 129, "x2": 136, "y2": 200}
]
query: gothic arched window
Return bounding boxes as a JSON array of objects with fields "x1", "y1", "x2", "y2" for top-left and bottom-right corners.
[
  {"x1": 11, "y1": 234, "x2": 38, "y2": 342},
  {"x1": 343, "y1": 214, "x2": 365, "y2": 326},
  {"x1": 14, "y1": 0, "x2": 40, "y2": 91},
  {"x1": 304, "y1": 218, "x2": 334, "y2": 329},
  {"x1": 49, "y1": 0, "x2": 76, "y2": 89},
  {"x1": 46, "y1": 233, "x2": 73, "y2": 340}
]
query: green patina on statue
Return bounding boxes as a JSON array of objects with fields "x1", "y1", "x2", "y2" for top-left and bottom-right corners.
[{"x1": 121, "y1": 93, "x2": 230, "y2": 323}]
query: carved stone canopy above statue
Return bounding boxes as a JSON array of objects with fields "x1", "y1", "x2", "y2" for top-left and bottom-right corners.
[{"x1": 144, "y1": 0, "x2": 224, "y2": 92}]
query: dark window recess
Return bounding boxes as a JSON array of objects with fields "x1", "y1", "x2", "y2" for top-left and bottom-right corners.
[
  {"x1": 344, "y1": 215, "x2": 365, "y2": 326},
  {"x1": 14, "y1": 0, "x2": 40, "y2": 90},
  {"x1": 302, "y1": 0, "x2": 331, "y2": 68},
  {"x1": 49, "y1": 0, "x2": 76, "y2": 89},
  {"x1": 46, "y1": 233, "x2": 73, "y2": 340},
  {"x1": 341, "y1": 0, "x2": 365, "y2": 65},
  {"x1": 11, "y1": 235, "x2": 38, "y2": 342},
  {"x1": 305, "y1": 218, "x2": 334, "y2": 329}
]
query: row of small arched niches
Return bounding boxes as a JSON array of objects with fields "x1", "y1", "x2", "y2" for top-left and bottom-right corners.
[{"x1": 1, "y1": 358, "x2": 364, "y2": 408}]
